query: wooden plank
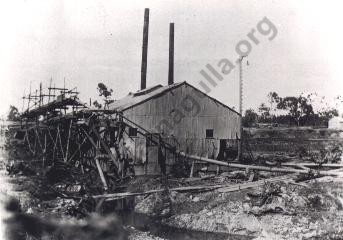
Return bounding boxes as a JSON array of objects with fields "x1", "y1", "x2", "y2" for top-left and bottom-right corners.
[
  {"x1": 217, "y1": 174, "x2": 296, "y2": 193},
  {"x1": 282, "y1": 163, "x2": 343, "y2": 168},
  {"x1": 93, "y1": 174, "x2": 296, "y2": 200}
]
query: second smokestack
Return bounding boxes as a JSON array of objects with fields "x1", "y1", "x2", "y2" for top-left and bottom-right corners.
[
  {"x1": 141, "y1": 8, "x2": 149, "y2": 90},
  {"x1": 168, "y1": 23, "x2": 174, "y2": 85}
]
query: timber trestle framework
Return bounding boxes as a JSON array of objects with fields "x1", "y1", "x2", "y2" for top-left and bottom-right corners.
[{"x1": 18, "y1": 85, "x2": 178, "y2": 191}]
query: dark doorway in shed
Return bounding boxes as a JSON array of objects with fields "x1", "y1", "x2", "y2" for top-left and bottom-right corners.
[
  {"x1": 146, "y1": 133, "x2": 160, "y2": 175},
  {"x1": 217, "y1": 139, "x2": 226, "y2": 161}
]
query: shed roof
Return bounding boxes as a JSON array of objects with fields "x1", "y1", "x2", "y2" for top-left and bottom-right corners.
[{"x1": 108, "y1": 81, "x2": 239, "y2": 115}]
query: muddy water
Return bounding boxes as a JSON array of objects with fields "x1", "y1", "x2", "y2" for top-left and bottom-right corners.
[
  {"x1": 118, "y1": 210, "x2": 252, "y2": 240},
  {"x1": 102, "y1": 198, "x2": 252, "y2": 240}
]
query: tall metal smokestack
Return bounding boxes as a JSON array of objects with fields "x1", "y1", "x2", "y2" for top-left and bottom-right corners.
[
  {"x1": 140, "y1": 8, "x2": 149, "y2": 90},
  {"x1": 168, "y1": 23, "x2": 174, "y2": 85}
]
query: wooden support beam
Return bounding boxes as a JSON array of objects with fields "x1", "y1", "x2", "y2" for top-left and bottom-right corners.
[
  {"x1": 90, "y1": 126, "x2": 119, "y2": 169},
  {"x1": 217, "y1": 174, "x2": 297, "y2": 193},
  {"x1": 64, "y1": 119, "x2": 73, "y2": 162},
  {"x1": 189, "y1": 160, "x2": 195, "y2": 178},
  {"x1": 281, "y1": 163, "x2": 343, "y2": 168},
  {"x1": 47, "y1": 127, "x2": 57, "y2": 148},
  {"x1": 34, "y1": 128, "x2": 44, "y2": 153},
  {"x1": 81, "y1": 128, "x2": 109, "y2": 191},
  {"x1": 57, "y1": 126, "x2": 65, "y2": 160},
  {"x1": 67, "y1": 136, "x2": 87, "y2": 162},
  {"x1": 297, "y1": 165, "x2": 310, "y2": 171},
  {"x1": 24, "y1": 130, "x2": 34, "y2": 154},
  {"x1": 95, "y1": 157, "x2": 108, "y2": 191},
  {"x1": 52, "y1": 128, "x2": 59, "y2": 161},
  {"x1": 93, "y1": 174, "x2": 297, "y2": 200},
  {"x1": 33, "y1": 129, "x2": 37, "y2": 155},
  {"x1": 43, "y1": 133, "x2": 47, "y2": 167}
]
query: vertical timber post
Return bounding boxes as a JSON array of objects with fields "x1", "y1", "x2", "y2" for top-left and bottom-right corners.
[
  {"x1": 145, "y1": 134, "x2": 149, "y2": 175},
  {"x1": 43, "y1": 133, "x2": 47, "y2": 167},
  {"x1": 39, "y1": 82, "x2": 42, "y2": 107},
  {"x1": 65, "y1": 120, "x2": 73, "y2": 162},
  {"x1": 27, "y1": 82, "x2": 31, "y2": 110}
]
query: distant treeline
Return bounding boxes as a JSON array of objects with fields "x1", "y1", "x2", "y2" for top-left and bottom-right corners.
[{"x1": 243, "y1": 92, "x2": 342, "y2": 127}]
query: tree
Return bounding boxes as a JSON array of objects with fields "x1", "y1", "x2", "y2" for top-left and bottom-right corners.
[
  {"x1": 276, "y1": 96, "x2": 314, "y2": 126},
  {"x1": 7, "y1": 105, "x2": 20, "y2": 121},
  {"x1": 334, "y1": 95, "x2": 342, "y2": 109},
  {"x1": 96, "y1": 83, "x2": 114, "y2": 109},
  {"x1": 267, "y1": 91, "x2": 280, "y2": 113},
  {"x1": 243, "y1": 109, "x2": 258, "y2": 127},
  {"x1": 92, "y1": 100, "x2": 102, "y2": 109},
  {"x1": 258, "y1": 103, "x2": 271, "y2": 122},
  {"x1": 318, "y1": 107, "x2": 339, "y2": 122},
  {"x1": 298, "y1": 95, "x2": 315, "y2": 125}
]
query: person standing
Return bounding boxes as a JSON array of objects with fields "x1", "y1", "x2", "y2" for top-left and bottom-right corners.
[{"x1": 120, "y1": 141, "x2": 134, "y2": 177}]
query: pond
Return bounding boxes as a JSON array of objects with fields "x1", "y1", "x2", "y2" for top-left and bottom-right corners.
[{"x1": 103, "y1": 198, "x2": 253, "y2": 240}]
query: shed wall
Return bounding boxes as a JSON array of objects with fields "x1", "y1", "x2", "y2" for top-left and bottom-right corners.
[
  {"x1": 120, "y1": 84, "x2": 240, "y2": 169},
  {"x1": 122, "y1": 84, "x2": 240, "y2": 140}
]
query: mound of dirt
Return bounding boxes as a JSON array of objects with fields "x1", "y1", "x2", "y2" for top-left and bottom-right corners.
[
  {"x1": 163, "y1": 180, "x2": 343, "y2": 239},
  {"x1": 135, "y1": 190, "x2": 172, "y2": 217}
]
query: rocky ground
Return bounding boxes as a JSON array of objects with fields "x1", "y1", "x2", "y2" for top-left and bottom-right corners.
[{"x1": 133, "y1": 174, "x2": 343, "y2": 239}]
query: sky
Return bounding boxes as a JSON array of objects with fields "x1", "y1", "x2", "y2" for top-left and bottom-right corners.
[{"x1": 0, "y1": 0, "x2": 342, "y2": 117}]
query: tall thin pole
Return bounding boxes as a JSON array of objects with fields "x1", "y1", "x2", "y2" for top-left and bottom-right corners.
[
  {"x1": 39, "y1": 82, "x2": 42, "y2": 107},
  {"x1": 22, "y1": 89, "x2": 25, "y2": 112},
  {"x1": 35, "y1": 90, "x2": 38, "y2": 107},
  {"x1": 238, "y1": 55, "x2": 247, "y2": 161},
  {"x1": 239, "y1": 57, "x2": 245, "y2": 116},
  {"x1": 63, "y1": 77, "x2": 66, "y2": 95},
  {"x1": 48, "y1": 77, "x2": 52, "y2": 103},
  {"x1": 63, "y1": 78, "x2": 66, "y2": 114},
  {"x1": 27, "y1": 82, "x2": 32, "y2": 110}
]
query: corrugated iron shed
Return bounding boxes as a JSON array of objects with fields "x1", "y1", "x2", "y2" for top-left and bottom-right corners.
[{"x1": 109, "y1": 81, "x2": 239, "y2": 115}]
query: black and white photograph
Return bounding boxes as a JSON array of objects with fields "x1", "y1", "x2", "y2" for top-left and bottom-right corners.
[{"x1": 0, "y1": 0, "x2": 343, "y2": 239}]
